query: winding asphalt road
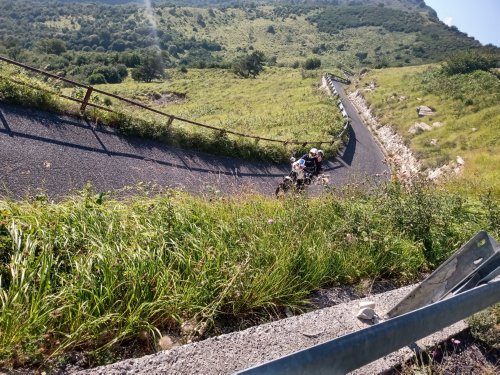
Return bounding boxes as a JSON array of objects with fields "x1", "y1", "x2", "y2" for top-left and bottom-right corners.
[{"x1": 0, "y1": 82, "x2": 389, "y2": 199}]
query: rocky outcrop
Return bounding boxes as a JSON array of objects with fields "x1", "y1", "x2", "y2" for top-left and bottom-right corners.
[{"x1": 416, "y1": 105, "x2": 434, "y2": 117}]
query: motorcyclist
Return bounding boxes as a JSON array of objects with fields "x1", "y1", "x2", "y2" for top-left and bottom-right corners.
[
  {"x1": 314, "y1": 149, "x2": 324, "y2": 177},
  {"x1": 300, "y1": 148, "x2": 320, "y2": 183},
  {"x1": 291, "y1": 157, "x2": 307, "y2": 188}
]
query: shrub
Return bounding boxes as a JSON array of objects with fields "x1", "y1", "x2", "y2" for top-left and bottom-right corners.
[
  {"x1": 232, "y1": 51, "x2": 266, "y2": 78},
  {"x1": 303, "y1": 57, "x2": 321, "y2": 70},
  {"x1": 88, "y1": 73, "x2": 106, "y2": 84},
  {"x1": 131, "y1": 53, "x2": 166, "y2": 83},
  {"x1": 443, "y1": 50, "x2": 499, "y2": 76},
  {"x1": 468, "y1": 304, "x2": 500, "y2": 349}
]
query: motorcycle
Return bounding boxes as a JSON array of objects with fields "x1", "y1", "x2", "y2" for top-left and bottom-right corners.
[{"x1": 275, "y1": 157, "x2": 329, "y2": 197}]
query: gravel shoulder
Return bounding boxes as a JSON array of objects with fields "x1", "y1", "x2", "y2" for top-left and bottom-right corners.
[{"x1": 74, "y1": 284, "x2": 473, "y2": 375}]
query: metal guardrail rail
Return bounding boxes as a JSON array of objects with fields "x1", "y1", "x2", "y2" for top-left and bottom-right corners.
[
  {"x1": 236, "y1": 231, "x2": 500, "y2": 375},
  {"x1": 0, "y1": 55, "x2": 349, "y2": 147},
  {"x1": 326, "y1": 73, "x2": 351, "y2": 85},
  {"x1": 236, "y1": 280, "x2": 500, "y2": 375},
  {"x1": 388, "y1": 230, "x2": 500, "y2": 318}
]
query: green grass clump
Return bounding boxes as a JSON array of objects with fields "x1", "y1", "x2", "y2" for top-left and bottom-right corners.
[
  {"x1": 0, "y1": 67, "x2": 60, "y2": 112},
  {"x1": 354, "y1": 64, "x2": 500, "y2": 194},
  {"x1": 0, "y1": 181, "x2": 497, "y2": 369},
  {"x1": 468, "y1": 304, "x2": 500, "y2": 350}
]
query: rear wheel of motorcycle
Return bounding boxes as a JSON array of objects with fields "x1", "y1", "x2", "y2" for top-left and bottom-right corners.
[
  {"x1": 275, "y1": 185, "x2": 284, "y2": 197},
  {"x1": 275, "y1": 179, "x2": 292, "y2": 197}
]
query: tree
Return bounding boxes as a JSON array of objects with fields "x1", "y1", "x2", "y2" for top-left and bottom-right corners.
[
  {"x1": 110, "y1": 39, "x2": 127, "y2": 52},
  {"x1": 303, "y1": 57, "x2": 321, "y2": 70},
  {"x1": 232, "y1": 51, "x2": 266, "y2": 78},
  {"x1": 131, "y1": 53, "x2": 165, "y2": 83},
  {"x1": 37, "y1": 38, "x2": 67, "y2": 55}
]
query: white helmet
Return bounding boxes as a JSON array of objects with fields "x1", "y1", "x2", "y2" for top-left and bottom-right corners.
[
  {"x1": 317, "y1": 149, "x2": 324, "y2": 157},
  {"x1": 309, "y1": 148, "x2": 318, "y2": 156}
]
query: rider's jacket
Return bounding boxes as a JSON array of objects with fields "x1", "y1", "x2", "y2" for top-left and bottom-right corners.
[{"x1": 300, "y1": 154, "x2": 321, "y2": 176}]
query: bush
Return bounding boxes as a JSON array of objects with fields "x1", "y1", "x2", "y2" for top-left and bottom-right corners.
[
  {"x1": 88, "y1": 73, "x2": 106, "y2": 84},
  {"x1": 0, "y1": 70, "x2": 59, "y2": 111},
  {"x1": 468, "y1": 304, "x2": 500, "y2": 349},
  {"x1": 356, "y1": 52, "x2": 368, "y2": 61},
  {"x1": 443, "y1": 50, "x2": 499, "y2": 76},
  {"x1": 232, "y1": 51, "x2": 266, "y2": 78},
  {"x1": 131, "y1": 53, "x2": 165, "y2": 83},
  {"x1": 303, "y1": 57, "x2": 321, "y2": 70}
]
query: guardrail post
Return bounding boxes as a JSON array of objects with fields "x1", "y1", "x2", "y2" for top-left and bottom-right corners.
[
  {"x1": 80, "y1": 86, "x2": 94, "y2": 112},
  {"x1": 166, "y1": 115, "x2": 174, "y2": 129}
]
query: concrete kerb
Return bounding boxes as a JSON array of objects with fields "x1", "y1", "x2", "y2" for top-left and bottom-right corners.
[{"x1": 78, "y1": 284, "x2": 468, "y2": 375}]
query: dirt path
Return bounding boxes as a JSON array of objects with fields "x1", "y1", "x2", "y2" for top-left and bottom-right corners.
[{"x1": 0, "y1": 96, "x2": 389, "y2": 199}]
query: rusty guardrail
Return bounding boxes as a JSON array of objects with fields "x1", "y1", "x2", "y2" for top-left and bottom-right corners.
[{"x1": 0, "y1": 55, "x2": 349, "y2": 147}]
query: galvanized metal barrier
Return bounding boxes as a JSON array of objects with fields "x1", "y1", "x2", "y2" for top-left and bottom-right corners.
[
  {"x1": 236, "y1": 231, "x2": 500, "y2": 375},
  {"x1": 388, "y1": 230, "x2": 500, "y2": 318},
  {"x1": 236, "y1": 280, "x2": 499, "y2": 375}
]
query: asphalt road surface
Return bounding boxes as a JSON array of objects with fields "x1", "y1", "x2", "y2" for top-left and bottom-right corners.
[{"x1": 0, "y1": 84, "x2": 389, "y2": 199}]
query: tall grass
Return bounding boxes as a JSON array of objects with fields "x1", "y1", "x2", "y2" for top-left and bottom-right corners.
[{"x1": 0, "y1": 182, "x2": 497, "y2": 368}]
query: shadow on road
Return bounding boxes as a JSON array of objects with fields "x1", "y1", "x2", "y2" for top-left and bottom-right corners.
[
  {"x1": 0, "y1": 110, "x2": 13, "y2": 136},
  {"x1": 0, "y1": 108, "x2": 287, "y2": 179},
  {"x1": 337, "y1": 124, "x2": 356, "y2": 166}
]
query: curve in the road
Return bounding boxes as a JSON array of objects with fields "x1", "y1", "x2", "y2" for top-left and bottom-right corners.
[{"x1": 0, "y1": 85, "x2": 389, "y2": 199}]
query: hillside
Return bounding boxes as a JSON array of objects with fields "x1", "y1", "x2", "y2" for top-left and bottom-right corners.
[
  {"x1": 350, "y1": 57, "x2": 500, "y2": 194},
  {"x1": 0, "y1": 0, "x2": 489, "y2": 84}
]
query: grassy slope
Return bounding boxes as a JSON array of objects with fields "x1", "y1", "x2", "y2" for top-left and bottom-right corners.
[
  {"x1": 353, "y1": 65, "x2": 500, "y2": 194},
  {"x1": 1, "y1": 183, "x2": 497, "y2": 368},
  {"x1": 96, "y1": 67, "x2": 344, "y2": 141}
]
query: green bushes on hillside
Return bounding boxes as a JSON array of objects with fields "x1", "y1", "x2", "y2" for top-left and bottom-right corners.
[
  {"x1": 309, "y1": 6, "x2": 423, "y2": 34},
  {"x1": 443, "y1": 50, "x2": 499, "y2": 76}
]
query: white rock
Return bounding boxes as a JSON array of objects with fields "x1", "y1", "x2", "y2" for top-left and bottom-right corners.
[
  {"x1": 357, "y1": 307, "x2": 375, "y2": 320},
  {"x1": 456, "y1": 156, "x2": 465, "y2": 165},
  {"x1": 416, "y1": 106, "x2": 434, "y2": 116},
  {"x1": 430, "y1": 139, "x2": 438, "y2": 146},
  {"x1": 408, "y1": 122, "x2": 432, "y2": 134}
]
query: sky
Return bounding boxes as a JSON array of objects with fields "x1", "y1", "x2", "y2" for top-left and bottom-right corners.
[{"x1": 424, "y1": 0, "x2": 500, "y2": 47}]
